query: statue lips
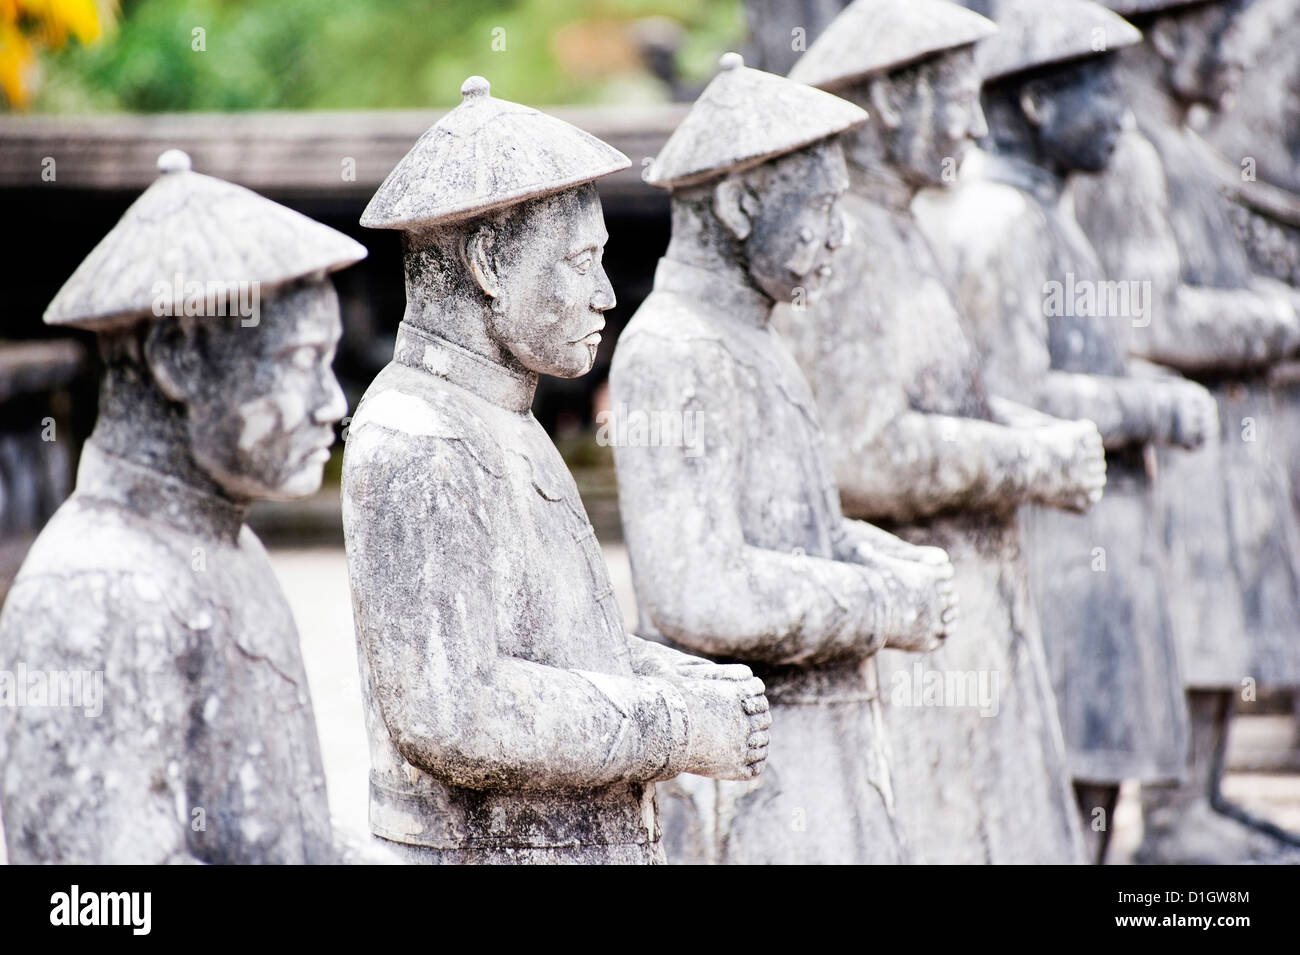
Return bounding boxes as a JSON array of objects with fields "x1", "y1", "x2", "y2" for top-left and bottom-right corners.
[
  {"x1": 295, "y1": 430, "x2": 336, "y2": 469},
  {"x1": 569, "y1": 319, "x2": 606, "y2": 350}
]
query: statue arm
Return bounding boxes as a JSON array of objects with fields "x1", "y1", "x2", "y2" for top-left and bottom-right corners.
[
  {"x1": 344, "y1": 429, "x2": 692, "y2": 792},
  {"x1": 626, "y1": 635, "x2": 754, "y2": 682},
  {"x1": 611, "y1": 338, "x2": 939, "y2": 665},
  {"x1": 832, "y1": 409, "x2": 1052, "y2": 521},
  {"x1": 0, "y1": 573, "x2": 201, "y2": 864},
  {"x1": 1131, "y1": 281, "x2": 1300, "y2": 374},
  {"x1": 1033, "y1": 368, "x2": 1209, "y2": 450}
]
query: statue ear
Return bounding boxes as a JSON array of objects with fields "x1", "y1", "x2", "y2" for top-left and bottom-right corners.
[
  {"x1": 463, "y1": 225, "x2": 500, "y2": 299},
  {"x1": 1018, "y1": 81, "x2": 1050, "y2": 128},
  {"x1": 869, "y1": 76, "x2": 902, "y2": 130},
  {"x1": 713, "y1": 177, "x2": 754, "y2": 241},
  {"x1": 143, "y1": 318, "x2": 201, "y2": 404},
  {"x1": 1149, "y1": 17, "x2": 1178, "y2": 62}
]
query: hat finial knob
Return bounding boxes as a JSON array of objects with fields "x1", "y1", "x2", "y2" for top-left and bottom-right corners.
[
  {"x1": 719, "y1": 52, "x2": 744, "y2": 71},
  {"x1": 157, "y1": 149, "x2": 192, "y2": 174},
  {"x1": 461, "y1": 76, "x2": 491, "y2": 101}
]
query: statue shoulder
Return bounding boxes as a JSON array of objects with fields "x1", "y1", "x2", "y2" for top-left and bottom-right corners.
[
  {"x1": 17, "y1": 497, "x2": 197, "y2": 586},
  {"x1": 345, "y1": 366, "x2": 506, "y2": 479},
  {"x1": 342, "y1": 371, "x2": 509, "y2": 526},
  {"x1": 613, "y1": 292, "x2": 733, "y2": 377},
  {"x1": 913, "y1": 178, "x2": 1041, "y2": 270},
  {"x1": 3, "y1": 510, "x2": 196, "y2": 662}
]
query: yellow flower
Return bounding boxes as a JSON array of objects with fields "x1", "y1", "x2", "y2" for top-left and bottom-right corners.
[{"x1": 1, "y1": 0, "x2": 111, "y2": 107}]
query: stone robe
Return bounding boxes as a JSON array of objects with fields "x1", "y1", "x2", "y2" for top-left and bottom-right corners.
[
  {"x1": 770, "y1": 186, "x2": 1085, "y2": 863},
  {"x1": 915, "y1": 154, "x2": 1190, "y2": 784},
  {"x1": 342, "y1": 321, "x2": 703, "y2": 865},
  {"x1": 0, "y1": 442, "x2": 335, "y2": 864},
  {"x1": 1075, "y1": 114, "x2": 1300, "y2": 691},
  {"x1": 611, "y1": 257, "x2": 908, "y2": 865}
]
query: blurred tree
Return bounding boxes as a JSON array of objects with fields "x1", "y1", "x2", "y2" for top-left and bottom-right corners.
[
  {"x1": 29, "y1": 0, "x2": 742, "y2": 113},
  {"x1": 0, "y1": 0, "x2": 113, "y2": 108}
]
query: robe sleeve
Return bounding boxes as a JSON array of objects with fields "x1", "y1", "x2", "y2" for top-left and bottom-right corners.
[
  {"x1": 0, "y1": 570, "x2": 200, "y2": 864},
  {"x1": 343, "y1": 418, "x2": 693, "y2": 792},
  {"x1": 610, "y1": 328, "x2": 908, "y2": 667}
]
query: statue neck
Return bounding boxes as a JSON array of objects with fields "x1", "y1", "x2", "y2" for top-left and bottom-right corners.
[
  {"x1": 401, "y1": 277, "x2": 537, "y2": 380},
  {"x1": 87, "y1": 364, "x2": 248, "y2": 540},
  {"x1": 663, "y1": 192, "x2": 771, "y2": 314},
  {"x1": 394, "y1": 321, "x2": 537, "y2": 413}
]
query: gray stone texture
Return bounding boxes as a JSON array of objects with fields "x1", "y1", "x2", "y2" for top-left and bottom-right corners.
[
  {"x1": 776, "y1": 3, "x2": 1097, "y2": 862},
  {"x1": 914, "y1": 14, "x2": 1211, "y2": 788},
  {"x1": 1074, "y1": 5, "x2": 1300, "y2": 691},
  {"x1": 613, "y1": 58, "x2": 963, "y2": 863},
  {"x1": 0, "y1": 151, "x2": 368, "y2": 861},
  {"x1": 344, "y1": 82, "x2": 770, "y2": 865}
]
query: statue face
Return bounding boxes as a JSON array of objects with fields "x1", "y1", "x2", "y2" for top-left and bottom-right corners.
[
  {"x1": 739, "y1": 140, "x2": 850, "y2": 303},
  {"x1": 1024, "y1": 58, "x2": 1126, "y2": 174},
  {"x1": 488, "y1": 184, "x2": 615, "y2": 379},
  {"x1": 173, "y1": 279, "x2": 348, "y2": 501},
  {"x1": 1151, "y1": 2, "x2": 1247, "y2": 110},
  {"x1": 888, "y1": 47, "x2": 988, "y2": 188}
]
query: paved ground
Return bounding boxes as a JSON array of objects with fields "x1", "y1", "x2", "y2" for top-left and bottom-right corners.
[{"x1": 273, "y1": 545, "x2": 1300, "y2": 864}]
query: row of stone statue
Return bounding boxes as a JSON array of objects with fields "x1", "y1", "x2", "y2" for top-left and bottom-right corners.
[{"x1": 1, "y1": 0, "x2": 1298, "y2": 865}]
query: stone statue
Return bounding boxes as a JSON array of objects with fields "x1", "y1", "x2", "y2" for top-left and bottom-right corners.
[
  {"x1": 611, "y1": 53, "x2": 960, "y2": 864},
  {"x1": 779, "y1": 0, "x2": 1104, "y2": 864},
  {"x1": 1073, "y1": 0, "x2": 1300, "y2": 862},
  {"x1": 342, "y1": 77, "x2": 771, "y2": 865},
  {"x1": 0, "y1": 150, "x2": 368, "y2": 863},
  {"x1": 917, "y1": 0, "x2": 1219, "y2": 863}
]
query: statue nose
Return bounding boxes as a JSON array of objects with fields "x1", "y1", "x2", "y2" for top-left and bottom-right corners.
[{"x1": 590, "y1": 266, "x2": 616, "y2": 312}]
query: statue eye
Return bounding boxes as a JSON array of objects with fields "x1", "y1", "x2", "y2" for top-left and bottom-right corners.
[
  {"x1": 570, "y1": 252, "x2": 594, "y2": 275},
  {"x1": 291, "y1": 347, "x2": 318, "y2": 371}
]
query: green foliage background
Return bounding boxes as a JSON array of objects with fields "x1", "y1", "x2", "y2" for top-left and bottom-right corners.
[{"x1": 31, "y1": 0, "x2": 743, "y2": 112}]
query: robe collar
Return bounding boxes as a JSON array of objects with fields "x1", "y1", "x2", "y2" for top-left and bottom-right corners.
[
  {"x1": 394, "y1": 321, "x2": 537, "y2": 414},
  {"x1": 653, "y1": 257, "x2": 774, "y2": 329},
  {"x1": 76, "y1": 440, "x2": 247, "y2": 543}
]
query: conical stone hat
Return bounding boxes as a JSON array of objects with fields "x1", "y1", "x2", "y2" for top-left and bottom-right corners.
[
  {"x1": 361, "y1": 76, "x2": 631, "y2": 231},
  {"x1": 789, "y1": 0, "x2": 998, "y2": 92},
  {"x1": 45, "y1": 149, "x2": 367, "y2": 331},
  {"x1": 644, "y1": 52, "x2": 869, "y2": 190},
  {"x1": 957, "y1": 0, "x2": 1142, "y2": 81}
]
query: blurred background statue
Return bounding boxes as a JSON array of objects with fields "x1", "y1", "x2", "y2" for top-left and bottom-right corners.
[
  {"x1": 1074, "y1": 0, "x2": 1300, "y2": 863},
  {"x1": 780, "y1": 0, "x2": 1100, "y2": 864},
  {"x1": 920, "y1": 0, "x2": 1219, "y2": 863},
  {"x1": 0, "y1": 150, "x2": 369, "y2": 863}
]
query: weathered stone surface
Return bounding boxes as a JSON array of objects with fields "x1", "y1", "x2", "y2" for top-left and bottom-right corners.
[
  {"x1": 360, "y1": 76, "x2": 629, "y2": 231},
  {"x1": 44, "y1": 149, "x2": 364, "y2": 332},
  {"x1": 742, "y1": 0, "x2": 851, "y2": 76},
  {"x1": 1073, "y1": 6, "x2": 1300, "y2": 692},
  {"x1": 964, "y1": 0, "x2": 1141, "y2": 83},
  {"x1": 1070, "y1": 0, "x2": 1300, "y2": 864},
  {"x1": 644, "y1": 52, "x2": 865, "y2": 189},
  {"x1": 0, "y1": 154, "x2": 367, "y2": 862},
  {"x1": 915, "y1": 4, "x2": 1210, "y2": 795},
  {"x1": 613, "y1": 58, "x2": 960, "y2": 863},
  {"x1": 774, "y1": 0, "x2": 1094, "y2": 863},
  {"x1": 344, "y1": 79, "x2": 770, "y2": 865},
  {"x1": 786, "y1": 0, "x2": 997, "y2": 92}
]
